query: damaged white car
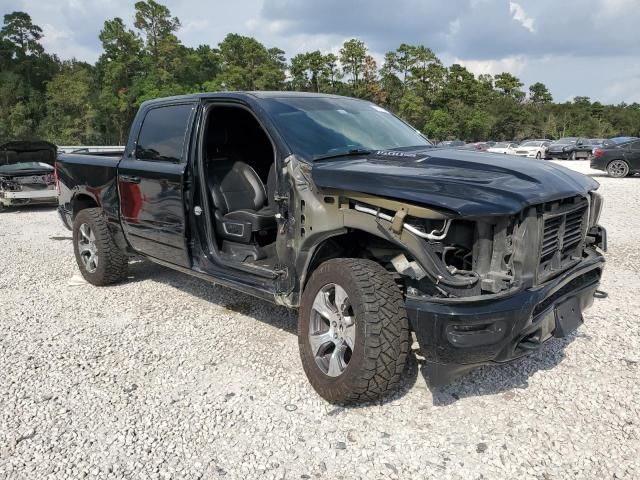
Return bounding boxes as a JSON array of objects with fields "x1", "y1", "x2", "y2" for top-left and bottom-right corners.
[{"x1": 0, "y1": 141, "x2": 58, "y2": 210}]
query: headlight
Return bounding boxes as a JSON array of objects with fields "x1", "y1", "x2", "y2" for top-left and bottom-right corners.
[{"x1": 589, "y1": 191, "x2": 603, "y2": 227}]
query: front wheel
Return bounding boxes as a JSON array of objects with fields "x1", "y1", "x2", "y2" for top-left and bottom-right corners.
[
  {"x1": 536, "y1": 151, "x2": 541, "y2": 159},
  {"x1": 298, "y1": 258, "x2": 409, "y2": 404},
  {"x1": 73, "y1": 208, "x2": 128, "y2": 285},
  {"x1": 569, "y1": 151, "x2": 576, "y2": 160},
  {"x1": 607, "y1": 159, "x2": 630, "y2": 178}
]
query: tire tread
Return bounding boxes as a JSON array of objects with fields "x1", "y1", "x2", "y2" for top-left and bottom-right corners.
[
  {"x1": 74, "y1": 208, "x2": 128, "y2": 285},
  {"x1": 299, "y1": 258, "x2": 409, "y2": 404}
]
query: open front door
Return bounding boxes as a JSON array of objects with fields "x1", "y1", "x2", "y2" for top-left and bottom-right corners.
[{"x1": 118, "y1": 102, "x2": 196, "y2": 268}]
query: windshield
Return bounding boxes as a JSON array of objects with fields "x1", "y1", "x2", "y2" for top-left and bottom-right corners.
[
  {"x1": 554, "y1": 137, "x2": 577, "y2": 145},
  {"x1": 612, "y1": 136, "x2": 637, "y2": 144},
  {"x1": 261, "y1": 96, "x2": 432, "y2": 160},
  {"x1": 492, "y1": 142, "x2": 509, "y2": 148},
  {"x1": 0, "y1": 162, "x2": 53, "y2": 174},
  {"x1": 520, "y1": 141, "x2": 539, "y2": 147}
]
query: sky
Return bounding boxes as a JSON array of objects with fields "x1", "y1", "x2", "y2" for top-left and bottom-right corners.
[{"x1": 2, "y1": 0, "x2": 640, "y2": 104}]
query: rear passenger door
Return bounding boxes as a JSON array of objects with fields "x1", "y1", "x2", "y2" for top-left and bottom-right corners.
[{"x1": 118, "y1": 102, "x2": 197, "y2": 267}]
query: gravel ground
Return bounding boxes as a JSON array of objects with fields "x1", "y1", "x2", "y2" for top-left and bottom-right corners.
[{"x1": 1, "y1": 160, "x2": 638, "y2": 479}]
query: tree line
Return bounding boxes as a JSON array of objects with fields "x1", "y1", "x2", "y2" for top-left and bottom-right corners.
[{"x1": 1, "y1": 1, "x2": 639, "y2": 146}]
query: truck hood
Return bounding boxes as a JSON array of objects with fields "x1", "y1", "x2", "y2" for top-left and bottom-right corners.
[{"x1": 311, "y1": 147, "x2": 599, "y2": 217}]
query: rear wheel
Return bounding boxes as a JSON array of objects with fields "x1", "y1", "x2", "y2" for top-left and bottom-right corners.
[
  {"x1": 607, "y1": 159, "x2": 630, "y2": 178},
  {"x1": 298, "y1": 258, "x2": 409, "y2": 404},
  {"x1": 73, "y1": 208, "x2": 128, "y2": 285}
]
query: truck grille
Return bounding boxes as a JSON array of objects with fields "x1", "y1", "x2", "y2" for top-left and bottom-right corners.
[{"x1": 538, "y1": 199, "x2": 588, "y2": 282}]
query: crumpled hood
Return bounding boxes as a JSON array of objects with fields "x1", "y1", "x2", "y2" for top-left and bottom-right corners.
[{"x1": 311, "y1": 147, "x2": 599, "y2": 217}]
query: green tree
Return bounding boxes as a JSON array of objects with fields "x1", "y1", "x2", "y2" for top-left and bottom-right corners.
[
  {"x1": 96, "y1": 17, "x2": 144, "y2": 143},
  {"x1": 177, "y1": 44, "x2": 221, "y2": 91},
  {"x1": 528, "y1": 82, "x2": 553, "y2": 106},
  {"x1": 494, "y1": 72, "x2": 525, "y2": 102},
  {"x1": 398, "y1": 91, "x2": 429, "y2": 129},
  {"x1": 133, "y1": 0, "x2": 180, "y2": 64},
  {"x1": 440, "y1": 64, "x2": 482, "y2": 106},
  {"x1": 424, "y1": 109, "x2": 458, "y2": 141},
  {"x1": 339, "y1": 39, "x2": 367, "y2": 91},
  {"x1": 0, "y1": 11, "x2": 43, "y2": 58},
  {"x1": 41, "y1": 62, "x2": 97, "y2": 144},
  {"x1": 357, "y1": 55, "x2": 385, "y2": 104},
  {"x1": 208, "y1": 34, "x2": 285, "y2": 91},
  {"x1": 0, "y1": 12, "x2": 58, "y2": 142}
]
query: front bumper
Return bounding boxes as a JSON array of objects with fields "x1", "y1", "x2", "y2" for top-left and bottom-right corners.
[
  {"x1": 547, "y1": 150, "x2": 569, "y2": 159},
  {"x1": 513, "y1": 151, "x2": 539, "y2": 158},
  {"x1": 406, "y1": 250, "x2": 605, "y2": 385}
]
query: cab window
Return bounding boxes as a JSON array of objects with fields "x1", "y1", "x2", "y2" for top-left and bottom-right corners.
[{"x1": 135, "y1": 104, "x2": 193, "y2": 162}]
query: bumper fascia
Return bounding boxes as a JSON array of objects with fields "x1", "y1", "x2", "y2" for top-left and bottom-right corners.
[
  {"x1": 547, "y1": 151, "x2": 570, "y2": 159},
  {"x1": 0, "y1": 188, "x2": 58, "y2": 205},
  {"x1": 406, "y1": 250, "x2": 605, "y2": 385}
]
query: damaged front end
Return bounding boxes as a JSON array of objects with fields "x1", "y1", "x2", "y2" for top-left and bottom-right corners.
[
  {"x1": 355, "y1": 192, "x2": 606, "y2": 386},
  {"x1": 288, "y1": 154, "x2": 606, "y2": 385}
]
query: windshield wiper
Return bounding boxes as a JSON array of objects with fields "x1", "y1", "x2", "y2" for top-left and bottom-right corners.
[{"x1": 313, "y1": 148, "x2": 372, "y2": 162}]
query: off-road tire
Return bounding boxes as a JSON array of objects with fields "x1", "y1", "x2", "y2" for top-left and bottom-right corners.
[
  {"x1": 73, "y1": 208, "x2": 128, "y2": 286},
  {"x1": 299, "y1": 258, "x2": 410, "y2": 404}
]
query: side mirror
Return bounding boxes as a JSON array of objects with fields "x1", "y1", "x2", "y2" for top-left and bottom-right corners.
[{"x1": 576, "y1": 140, "x2": 583, "y2": 146}]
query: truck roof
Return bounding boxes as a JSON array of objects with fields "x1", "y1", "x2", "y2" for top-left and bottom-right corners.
[{"x1": 140, "y1": 91, "x2": 351, "y2": 107}]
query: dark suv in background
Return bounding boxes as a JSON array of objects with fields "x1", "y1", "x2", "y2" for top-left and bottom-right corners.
[{"x1": 546, "y1": 137, "x2": 593, "y2": 160}]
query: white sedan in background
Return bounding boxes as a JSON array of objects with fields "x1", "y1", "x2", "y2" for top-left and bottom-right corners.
[
  {"x1": 486, "y1": 142, "x2": 518, "y2": 154},
  {"x1": 511, "y1": 140, "x2": 551, "y2": 159}
]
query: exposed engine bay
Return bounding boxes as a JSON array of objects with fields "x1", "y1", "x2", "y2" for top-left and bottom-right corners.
[
  {"x1": 343, "y1": 192, "x2": 603, "y2": 300},
  {"x1": 0, "y1": 141, "x2": 58, "y2": 208}
]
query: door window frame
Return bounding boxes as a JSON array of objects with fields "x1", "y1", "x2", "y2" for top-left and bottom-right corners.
[
  {"x1": 132, "y1": 102, "x2": 198, "y2": 164},
  {"x1": 193, "y1": 99, "x2": 285, "y2": 279}
]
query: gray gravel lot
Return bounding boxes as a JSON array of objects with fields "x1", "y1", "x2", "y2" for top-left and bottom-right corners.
[{"x1": 1, "y1": 160, "x2": 638, "y2": 479}]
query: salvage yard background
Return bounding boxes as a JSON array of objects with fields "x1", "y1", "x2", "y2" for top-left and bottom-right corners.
[{"x1": 0, "y1": 161, "x2": 638, "y2": 479}]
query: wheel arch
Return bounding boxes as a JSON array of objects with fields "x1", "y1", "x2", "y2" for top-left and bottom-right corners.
[
  {"x1": 299, "y1": 229, "x2": 405, "y2": 293},
  {"x1": 606, "y1": 157, "x2": 627, "y2": 167},
  {"x1": 71, "y1": 193, "x2": 99, "y2": 220},
  {"x1": 70, "y1": 192, "x2": 130, "y2": 252}
]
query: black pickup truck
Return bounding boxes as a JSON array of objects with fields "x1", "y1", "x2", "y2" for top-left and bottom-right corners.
[{"x1": 56, "y1": 92, "x2": 607, "y2": 403}]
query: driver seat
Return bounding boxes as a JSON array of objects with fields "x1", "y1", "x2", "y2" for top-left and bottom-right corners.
[{"x1": 208, "y1": 158, "x2": 277, "y2": 243}]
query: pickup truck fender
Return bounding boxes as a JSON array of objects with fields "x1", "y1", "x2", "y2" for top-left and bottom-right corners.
[{"x1": 278, "y1": 157, "x2": 476, "y2": 307}]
